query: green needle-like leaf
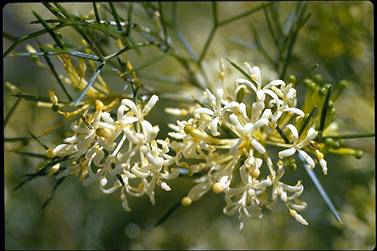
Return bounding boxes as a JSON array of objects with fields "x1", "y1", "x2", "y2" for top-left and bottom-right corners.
[
  {"x1": 74, "y1": 62, "x2": 105, "y2": 104},
  {"x1": 28, "y1": 130, "x2": 49, "y2": 150},
  {"x1": 13, "y1": 156, "x2": 71, "y2": 191},
  {"x1": 226, "y1": 58, "x2": 259, "y2": 88},
  {"x1": 322, "y1": 133, "x2": 375, "y2": 140},
  {"x1": 303, "y1": 162, "x2": 342, "y2": 224},
  {"x1": 276, "y1": 125, "x2": 291, "y2": 144},
  {"x1": 32, "y1": 11, "x2": 65, "y2": 49},
  {"x1": 218, "y1": 2, "x2": 272, "y2": 26},
  {"x1": 93, "y1": 2, "x2": 101, "y2": 23},
  {"x1": 9, "y1": 150, "x2": 51, "y2": 159},
  {"x1": 39, "y1": 45, "x2": 73, "y2": 102},
  {"x1": 318, "y1": 84, "x2": 332, "y2": 136},
  {"x1": 12, "y1": 94, "x2": 52, "y2": 103},
  {"x1": 298, "y1": 107, "x2": 318, "y2": 136},
  {"x1": 151, "y1": 199, "x2": 182, "y2": 230},
  {"x1": 4, "y1": 97, "x2": 22, "y2": 127},
  {"x1": 119, "y1": 53, "x2": 167, "y2": 78},
  {"x1": 42, "y1": 177, "x2": 65, "y2": 209},
  {"x1": 296, "y1": 64, "x2": 319, "y2": 86},
  {"x1": 109, "y1": 2, "x2": 122, "y2": 31}
]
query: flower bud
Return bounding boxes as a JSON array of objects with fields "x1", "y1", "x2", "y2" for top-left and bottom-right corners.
[
  {"x1": 212, "y1": 182, "x2": 224, "y2": 193},
  {"x1": 181, "y1": 196, "x2": 192, "y2": 206}
]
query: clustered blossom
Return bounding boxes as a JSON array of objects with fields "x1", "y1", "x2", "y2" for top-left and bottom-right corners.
[
  {"x1": 166, "y1": 60, "x2": 328, "y2": 228},
  {"x1": 47, "y1": 95, "x2": 179, "y2": 211},
  {"x1": 47, "y1": 59, "x2": 329, "y2": 228}
]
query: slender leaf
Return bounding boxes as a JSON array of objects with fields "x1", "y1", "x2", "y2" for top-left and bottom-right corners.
[
  {"x1": 276, "y1": 125, "x2": 291, "y2": 144},
  {"x1": 32, "y1": 11, "x2": 65, "y2": 49},
  {"x1": 318, "y1": 85, "x2": 332, "y2": 135},
  {"x1": 151, "y1": 199, "x2": 182, "y2": 230},
  {"x1": 298, "y1": 107, "x2": 318, "y2": 136},
  {"x1": 39, "y1": 45, "x2": 73, "y2": 101},
  {"x1": 93, "y1": 2, "x2": 101, "y2": 23},
  {"x1": 322, "y1": 133, "x2": 375, "y2": 140},
  {"x1": 296, "y1": 64, "x2": 319, "y2": 86},
  {"x1": 226, "y1": 58, "x2": 259, "y2": 87},
  {"x1": 42, "y1": 177, "x2": 65, "y2": 209},
  {"x1": 303, "y1": 163, "x2": 342, "y2": 224},
  {"x1": 218, "y1": 3, "x2": 272, "y2": 26},
  {"x1": 109, "y1": 2, "x2": 122, "y2": 31},
  {"x1": 4, "y1": 97, "x2": 21, "y2": 127},
  {"x1": 9, "y1": 151, "x2": 50, "y2": 159},
  {"x1": 28, "y1": 130, "x2": 49, "y2": 150},
  {"x1": 74, "y1": 62, "x2": 105, "y2": 104}
]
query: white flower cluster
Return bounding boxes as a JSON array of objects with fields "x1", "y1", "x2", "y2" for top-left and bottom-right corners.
[
  {"x1": 167, "y1": 61, "x2": 328, "y2": 229},
  {"x1": 47, "y1": 60, "x2": 329, "y2": 228},
  {"x1": 47, "y1": 96, "x2": 179, "y2": 211}
]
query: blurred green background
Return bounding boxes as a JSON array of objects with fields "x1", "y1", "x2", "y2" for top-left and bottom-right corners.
[{"x1": 4, "y1": 2, "x2": 375, "y2": 249}]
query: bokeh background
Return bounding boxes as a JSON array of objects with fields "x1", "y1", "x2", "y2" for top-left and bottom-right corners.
[{"x1": 4, "y1": 2, "x2": 375, "y2": 249}]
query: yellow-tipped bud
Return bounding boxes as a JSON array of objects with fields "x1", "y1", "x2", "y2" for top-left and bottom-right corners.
[
  {"x1": 184, "y1": 124, "x2": 194, "y2": 135},
  {"x1": 115, "y1": 39, "x2": 124, "y2": 49},
  {"x1": 81, "y1": 39, "x2": 88, "y2": 46},
  {"x1": 48, "y1": 163, "x2": 60, "y2": 176},
  {"x1": 96, "y1": 128, "x2": 112, "y2": 138},
  {"x1": 212, "y1": 182, "x2": 224, "y2": 193},
  {"x1": 181, "y1": 196, "x2": 192, "y2": 206},
  {"x1": 289, "y1": 208, "x2": 309, "y2": 225},
  {"x1": 26, "y1": 44, "x2": 37, "y2": 54},
  {"x1": 96, "y1": 100, "x2": 105, "y2": 111},
  {"x1": 48, "y1": 90, "x2": 58, "y2": 105},
  {"x1": 46, "y1": 148, "x2": 56, "y2": 158},
  {"x1": 251, "y1": 73, "x2": 257, "y2": 81},
  {"x1": 250, "y1": 168, "x2": 260, "y2": 178},
  {"x1": 315, "y1": 150, "x2": 324, "y2": 160}
]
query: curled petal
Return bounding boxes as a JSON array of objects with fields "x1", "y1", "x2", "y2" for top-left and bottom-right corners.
[
  {"x1": 283, "y1": 107, "x2": 305, "y2": 118},
  {"x1": 253, "y1": 176, "x2": 272, "y2": 189},
  {"x1": 101, "y1": 112, "x2": 114, "y2": 124},
  {"x1": 120, "y1": 116, "x2": 138, "y2": 125},
  {"x1": 287, "y1": 200, "x2": 307, "y2": 211},
  {"x1": 298, "y1": 150, "x2": 315, "y2": 169},
  {"x1": 209, "y1": 117, "x2": 220, "y2": 136},
  {"x1": 297, "y1": 128, "x2": 318, "y2": 148},
  {"x1": 143, "y1": 95, "x2": 159, "y2": 115},
  {"x1": 279, "y1": 147, "x2": 296, "y2": 158},
  {"x1": 280, "y1": 181, "x2": 303, "y2": 193},
  {"x1": 234, "y1": 84, "x2": 248, "y2": 98},
  {"x1": 122, "y1": 99, "x2": 138, "y2": 115},
  {"x1": 123, "y1": 128, "x2": 140, "y2": 144},
  {"x1": 261, "y1": 109, "x2": 272, "y2": 120},
  {"x1": 264, "y1": 89, "x2": 281, "y2": 107},
  {"x1": 285, "y1": 124, "x2": 299, "y2": 141},
  {"x1": 195, "y1": 108, "x2": 214, "y2": 116},
  {"x1": 264, "y1": 79, "x2": 285, "y2": 89},
  {"x1": 117, "y1": 105, "x2": 129, "y2": 120},
  {"x1": 168, "y1": 132, "x2": 184, "y2": 139},
  {"x1": 236, "y1": 78, "x2": 257, "y2": 93}
]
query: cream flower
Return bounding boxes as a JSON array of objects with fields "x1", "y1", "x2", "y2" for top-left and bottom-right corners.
[{"x1": 278, "y1": 124, "x2": 318, "y2": 168}]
